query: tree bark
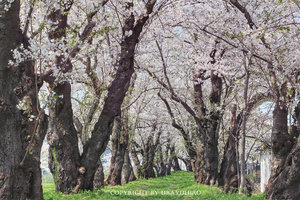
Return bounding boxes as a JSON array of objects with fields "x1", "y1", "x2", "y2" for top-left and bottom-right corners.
[
  {"x1": 21, "y1": 112, "x2": 48, "y2": 200},
  {"x1": 184, "y1": 159, "x2": 193, "y2": 172},
  {"x1": 165, "y1": 140, "x2": 173, "y2": 175},
  {"x1": 155, "y1": 144, "x2": 167, "y2": 177},
  {"x1": 200, "y1": 124, "x2": 219, "y2": 185},
  {"x1": 219, "y1": 104, "x2": 241, "y2": 193},
  {"x1": 121, "y1": 150, "x2": 136, "y2": 184},
  {"x1": 105, "y1": 116, "x2": 128, "y2": 186},
  {"x1": 0, "y1": 2, "x2": 26, "y2": 199},
  {"x1": 173, "y1": 158, "x2": 181, "y2": 172},
  {"x1": 170, "y1": 146, "x2": 181, "y2": 171},
  {"x1": 1, "y1": 1, "x2": 47, "y2": 199},
  {"x1": 105, "y1": 72, "x2": 136, "y2": 186},
  {"x1": 47, "y1": 82, "x2": 80, "y2": 193},
  {"x1": 93, "y1": 159, "x2": 104, "y2": 188},
  {"x1": 166, "y1": 147, "x2": 172, "y2": 176},
  {"x1": 193, "y1": 141, "x2": 204, "y2": 183},
  {"x1": 140, "y1": 136, "x2": 157, "y2": 179},
  {"x1": 239, "y1": 62, "x2": 250, "y2": 194},
  {"x1": 131, "y1": 145, "x2": 142, "y2": 178},
  {"x1": 77, "y1": 1, "x2": 157, "y2": 190},
  {"x1": 44, "y1": 2, "x2": 85, "y2": 193},
  {"x1": 104, "y1": 118, "x2": 120, "y2": 185},
  {"x1": 265, "y1": 101, "x2": 300, "y2": 200},
  {"x1": 197, "y1": 71, "x2": 222, "y2": 185}
]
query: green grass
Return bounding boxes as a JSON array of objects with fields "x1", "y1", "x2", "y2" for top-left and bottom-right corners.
[
  {"x1": 43, "y1": 171, "x2": 266, "y2": 200},
  {"x1": 42, "y1": 174, "x2": 54, "y2": 183}
]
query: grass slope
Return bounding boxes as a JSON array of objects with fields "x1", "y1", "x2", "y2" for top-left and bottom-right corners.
[{"x1": 43, "y1": 171, "x2": 266, "y2": 200}]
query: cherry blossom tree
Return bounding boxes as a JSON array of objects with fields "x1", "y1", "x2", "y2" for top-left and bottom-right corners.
[{"x1": 1, "y1": 0, "x2": 300, "y2": 199}]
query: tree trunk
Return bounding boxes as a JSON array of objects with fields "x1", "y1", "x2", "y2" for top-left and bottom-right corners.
[
  {"x1": 77, "y1": 1, "x2": 157, "y2": 190},
  {"x1": 180, "y1": 158, "x2": 193, "y2": 172},
  {"x1": 131, "y1": 145, "x2": 142, "y2": 178},
  {"x1": 165, "y1": 141, "x2": 172, "y2": 175},
  {"x1": 1, "y1": 1, "x2": 47, "y2": 199},
  {"x1": 193, "y1": 141, "x2": 204, "y2": 183},
  {"x1": 219, "y1": 104, "x2": 240, "y2": 193},
  {"x1": 105, "y1": 69, "x2": 135, "y2": 186},
  {"x1": 22, "y1": 112, "x2": 48, "y2": 200},
  {"x1": 105, "y1": 118, "x2": 119, "y2": 185},
  {"x1": 239, "y1": 64, "x2": 250, "y2": 194},
  {"x1": 265, "y1": 101, "x2": 300, "y2": 200},
  {"x1": 93, "y1": 159, "x2": 104, "y2": 188},
  {"x1": 194, "y1": 71, "x2": 222, "y2": 186},
  {"x1": 43, "y1": 2, "x2": 85, "y2": 193},
  {"x1": 48, "y1": 82, "x2": 80, "y2": 193},
  {"x1": 155, "y1": 145, "x2": 166, "y2": 177},
  {"x1": 157, "y1": 145, "x2": 168, "y2": 176},
  {"x1": 171, "y1": 146, "x2": 181, "y2": 171},
  {"x1": 141, "y1": 127, "x2": 162, "y2": 179},
  {"x1": 200, "y1": 117, "x2": 220, "y2": 185},
  {"x1": 141, "y1": 161, "x2": 156, "y2": 179},
  {"x1": 105, "y1": 116, "x2": 128, "y2": 186},
  {"x1": 166, "y1": 154, "x2": 172, "y2": 176},
  {"x1": 79, "y1": 34, "x2": 135, "y2": 188},
  {"x1": 0, "y1": 2, "x2": 26, "y2": 199},
  {"x1": 141, "y1": 143, "x2": 156, "y2": 179},
  {"x1": 121, "y1": 150, "x2": 136, "y2": 184},
  {"x1": 173, "y1": 157, "x2": 181, "y2": 171}
]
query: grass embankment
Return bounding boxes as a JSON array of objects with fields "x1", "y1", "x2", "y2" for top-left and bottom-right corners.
[{"x1": 43, "y1": 171, "x2": 266, "y2": 200}]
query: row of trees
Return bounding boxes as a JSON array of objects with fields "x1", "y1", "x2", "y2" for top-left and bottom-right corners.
[{"x1": 0, "y1": 0, "x2": 299, "y2": 199}]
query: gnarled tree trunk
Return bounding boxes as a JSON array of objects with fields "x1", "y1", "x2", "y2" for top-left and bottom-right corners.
[
  {"x1": 193, "y1": 141, "x2": 204, "y2": 183},
  {"x1": 22, "y1": 111, "x2": 48, "y2": 200},
  {"x1": 0, "y1": 2, "x2": 26, "y2": 199},
  {"x1": 219, "y1": 104, "x2": 240, "y2": 193},
  {"x1": 140, "y1": 136, "x2": 157, "y2": 179},
  {"x1": 1, "y1": 1, "x2": 48, "y2": 199},
  {"x1": 77, "y1": 1, "x2": 157, "y2": 190},
  {"x1": 266, "y1": 101, "x2": 300, "y2": 200},
  {"x1": 195, "y1": 71, "x2": 222, "y2": 185},
  {"x1": 48, "y1": 85, "x2": 81, "y2": 193},
  {"x1": 165, "y1": 139, "x2": 172, "y2": 175},
  {"x1": 105, "y1": 72, "x2": 136, "y2": 186},
  {"x1": 131, "y1": 145, "x2": 142, "y2": 178},
  {"x1": 121, "y1": 150, "x2": 136, "y2": 184},
  {"x1": 155, "y1": 145, "x2": 167, "y2": 177},
  {"x1": 44, "y1": 2, "x2": 84, "y2": 193},
  {"x1": 132, "y1": 124, "x2": 162, "y2": 179},
  {"x1": 170, "y1": 146, "x2": 181, "y2": 172},
  {"x1": 93, "y1": 159, "x2": 104, "y2": 188},
  {"x1": 105, "y1": 116, "x2": 128, "y2": 186},
  {"x1": 200, "y1": 125, "x2": 219, "y2": 185}
]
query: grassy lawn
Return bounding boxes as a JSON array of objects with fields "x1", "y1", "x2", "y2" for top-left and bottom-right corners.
[{"x1": 43, "y1": 171, "x2": 266, "y2": 200}]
